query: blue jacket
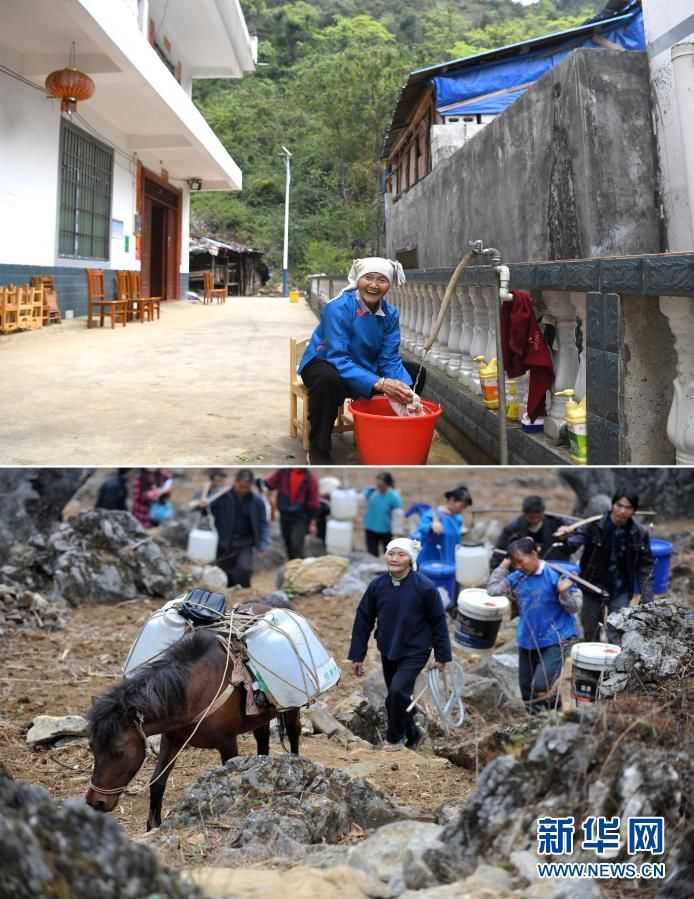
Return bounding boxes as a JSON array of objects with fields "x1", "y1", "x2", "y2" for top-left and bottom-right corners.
[
  {"x1": 412, "y1": 507, "x2": 463, "y2": 566},
  {"x1": 348, "y1": 570, "x2": 452, "y2": 663},
  {"x1": 487, "y1": 561, "x2": 580, "y2": 650},
  {"x1": 298, "y1": 289, "x2": 412, "y2": 398}
]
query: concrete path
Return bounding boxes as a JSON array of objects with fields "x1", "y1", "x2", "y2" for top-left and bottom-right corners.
[{"x1": 0, "y1": 297, "x2": 465, "y2": 466}]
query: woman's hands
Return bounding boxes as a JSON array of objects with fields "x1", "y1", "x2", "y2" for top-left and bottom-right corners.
[
  {"x1": 351, "y1": 661, "x2": 364, "y2": 677},
  {"x1": 376, "y1": 378, "x2": 415, "y2": 405},
  {"x1": 557, "y1": 576, "x2": 573, "y2": 594}
]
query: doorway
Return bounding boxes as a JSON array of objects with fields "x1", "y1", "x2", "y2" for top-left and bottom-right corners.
[{"x1": 140, "y1": 172, "x2": 181, "y2": 301}]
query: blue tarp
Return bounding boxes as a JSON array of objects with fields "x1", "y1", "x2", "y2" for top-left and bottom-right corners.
[{"x1": 433, "y1": 9, "x2": 645, "y2": 117}]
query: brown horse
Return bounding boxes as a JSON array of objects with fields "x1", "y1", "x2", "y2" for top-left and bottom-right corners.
[{"x1": 85, "y1": 621, "x2": 301, "y2": 830}]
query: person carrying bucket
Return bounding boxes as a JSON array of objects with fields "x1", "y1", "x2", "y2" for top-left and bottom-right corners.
[
  {"x1": 554, "y1": 490, "x2": 654, "y2": 642},
  {"x1": 298, "y1": 258, "x2": 426, "y2": 464},
  {"x1": 348, "y1": 537, "x2": 451, "y2": 752},
  {"x1": 487, "y1": 537, "x2": 582, "y2": 715},
  {"x1": 411, "y1": 486, "x2": 473, "y2": 566}
]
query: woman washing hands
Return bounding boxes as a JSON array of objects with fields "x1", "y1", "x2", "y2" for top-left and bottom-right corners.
[{"x1": 299, "y1": 258, "x2": 426, "y2": 464}]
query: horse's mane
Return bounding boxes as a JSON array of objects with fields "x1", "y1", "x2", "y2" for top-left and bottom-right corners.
[{"x1": 88, "y1": 628, "x2": 220, "y2": 753}]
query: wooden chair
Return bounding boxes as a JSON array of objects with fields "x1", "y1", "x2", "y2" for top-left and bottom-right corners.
[
  {"x1": 289, "y1": 336, "x2": 354, "y2": 450},
  {"x1": 115, "y1": 270, "x2": 148, "y2": 323},
  {"x1": 31, "y1": 276, "x2": 61, "y2": 326},
  {"x1": 203, "y1": 271, "x2": 226, "y2": 305},
  {"x1": 0, "y1": 285, "x2": 19, "y2": 333},
  {"x1": 127, "y1": 271, "x2": 160, "y2": 321},
  {"x1": 85, "y1": 269, "x2": 128, "y2": 328}
]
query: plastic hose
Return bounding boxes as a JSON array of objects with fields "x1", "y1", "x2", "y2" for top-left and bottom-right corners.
[{"x1": 408, "y1": 661, "x2": 465, "y2": 736}]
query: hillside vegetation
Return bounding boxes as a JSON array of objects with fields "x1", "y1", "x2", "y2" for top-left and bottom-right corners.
[{"x1": 192, "y1": 0, "x2": 605, "y2": 283}]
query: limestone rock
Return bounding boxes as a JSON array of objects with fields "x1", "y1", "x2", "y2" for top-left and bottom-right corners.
[
  {"x1": 182, "y1": 864, "x2": 394, "y2": 899},
  {"x1": 347, "y1": 820, "x2": 445, "y2": 892},
  {"x1": 303, "y1": 702, "x2": 372, "y2": 747},
  {"x1": 332, "y1": 691, "x2": 386, "y2": 745},
  {"x1": 283, "y1": 555, "x2": 350, "y2": 593},
  {"x1": 26, "y1": 714, "x2": 88, "y2": 747}
]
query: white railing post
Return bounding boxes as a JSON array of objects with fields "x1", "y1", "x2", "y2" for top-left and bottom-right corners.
[
  {"x1": 467, "y1": 286, "x2": 489, "y2": 395},
  {"x1": 446, "y1": 284, "x2": 463, "y2": 377},
  {"x1": 660, "y1": 295, "x2": 694, "y2": 464},
  {"x1": 458, "y1": 283, "x2": 476, "y2": 387}
]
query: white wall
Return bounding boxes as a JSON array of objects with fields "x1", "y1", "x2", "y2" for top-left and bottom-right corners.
[
  {"x1": 642, "y1": 0, "x2": 694, "y2": 251},
  {"x1": 0, "y1": 44, "x2": 61, "y2": 267}
]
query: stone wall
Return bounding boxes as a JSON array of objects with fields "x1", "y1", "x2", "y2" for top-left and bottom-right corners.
[{"x1": 385, "y1": 49, "x2": 660, "y2": 266}]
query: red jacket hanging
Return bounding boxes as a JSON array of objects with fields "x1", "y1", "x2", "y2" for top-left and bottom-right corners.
[{"x1": 500, "y1": 290, "x2": 554, "y2": 422}]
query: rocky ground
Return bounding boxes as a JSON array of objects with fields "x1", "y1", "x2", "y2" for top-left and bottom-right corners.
[{"x1": 0, "y1": 468, "x2": 692, "y2": 898}]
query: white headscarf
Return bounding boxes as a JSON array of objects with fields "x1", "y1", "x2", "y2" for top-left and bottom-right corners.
[
  {"x1": 385, "y1": 537, "x2": 422, "y2": 570},
  {"x1": 348, "y1": 257, "x2": 407, "y2": 287}
]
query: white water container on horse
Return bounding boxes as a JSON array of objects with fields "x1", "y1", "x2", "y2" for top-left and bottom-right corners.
[
  {"x1": 455, "y1": 588, "x2": 509, "y2": 650},
  {"x1": 325, "y1": 518, "x2": 353, "y2": 555},
  {"x1": 455, "y1": 541, "x2": 490, "y2": 587},
  {"x1": 330, "y1": 488, "x2": 359, "y2": 520},
  {"x1": 187, "y1": 511, "x2": 218, "y2": 562},
  {"x1": 243, "y1": 608, "x2": 341, "y2": 708},
  {"x1": 124, "y1": 597, "x2": 189, "y2": 676}
]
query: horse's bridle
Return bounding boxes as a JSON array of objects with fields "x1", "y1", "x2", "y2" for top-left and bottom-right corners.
[{"x1": 88, "y1": 712, "x2": 153, "y2": 796}]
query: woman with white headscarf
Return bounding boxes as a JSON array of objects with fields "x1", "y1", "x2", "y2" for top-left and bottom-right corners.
[
  {"x1": 348, "y1": 537, "x2": 451, "y2": 752},
  {"x1": 299, "y1": 257, "x2": 427, "y2": 464}
]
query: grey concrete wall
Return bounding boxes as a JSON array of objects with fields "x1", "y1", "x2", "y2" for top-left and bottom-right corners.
[
  {"x1": 386, "y1": 49, "x2": 660, "y2": 266},
  {"x1": 621, "y1": 294, "x2": 677, "y2": 463}
]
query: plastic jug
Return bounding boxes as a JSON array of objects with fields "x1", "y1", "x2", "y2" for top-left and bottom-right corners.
[
  {"x1": 124, "y1": 597, "x2": 189, "y2": 675},
  {"x1": 187, "y1": 513, "x2": 219, "y2": 562},
  {"x1": 455, "y1": 542, "x2": 490, "y2": 587},
  {"x1": 243, "y1": 609, "x2": 341, "y2": 708},
  {"x1": 506, "y1": 379, "x2": 520, "y2": 420},
  {"x1": 478, "y1": 357, "x2": 499, "y2": 409},
  {"x1": 330, "y1": 488, "x2": 359, "y2": 520},
  {"x1": 556, "y1": 389, "x2": 587, "y2": 465},
  {"x1": 325, "y1": 518, "x2": 353, "y2": 555}
]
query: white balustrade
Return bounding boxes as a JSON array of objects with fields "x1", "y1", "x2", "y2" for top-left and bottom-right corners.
[
  {"x1": 467, "y1": 286, "x2": 489, "y2": 395},
  {"x1": 411, "y1": 283, "x2": 426, "y2": 354},
  {"x1": 417, "y1": 285, "x2": 434, "y2": 359},
  {"x1": 542, "y1": 291, "x2": 580, "y2": 441},
  {"x1": 660, "y1": 295, "x2": 694, "y2": 464},
  {"x1": 433, "y1": 285, "x2": 451, "y2": 370},
  {"x1": 482, "y1": 285, "x2": 498, "y2": 365},
  {"x1": 446, "y1": 284, "x2": 463, "y2": 376},
  {"x1": 458, "y1": 283, "x2": 476, "y2": 387},
  {"x1": 571, "y1": 292, "x2": 587, "y2": 401}
]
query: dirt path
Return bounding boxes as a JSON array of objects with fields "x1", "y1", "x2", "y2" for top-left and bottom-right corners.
[{"x1": 0, "y1": 298, "x2": 465, "y2": 466}]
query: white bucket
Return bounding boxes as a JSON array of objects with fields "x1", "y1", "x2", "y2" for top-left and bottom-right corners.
[
  {"x1": 330, "y1": 488, "x2": 359, "y2": 520},
  {"x1": 325, "y1": 518, "x2": 353, "y2": 555},
  {"x1": 187, "y1": 515, "x2": 218, "y2": 562},
  {"x1": 455, "y1": 588, "x2": 509, "y2": 649},
  {"x1": 455, "y1": 542, "x2": 490, "y2": 587},
  {"x1": 243, "y1": 608, "x2": 340, "y2": 708},
  {"x1": 124, "y1": 597, "x2": 189, "y2": 675},
  {"x1": 570, "y1": 642, "x2": 621, "y2": 704}
]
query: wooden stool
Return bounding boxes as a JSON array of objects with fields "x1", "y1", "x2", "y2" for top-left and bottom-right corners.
[{"x1": 289, "y1": 336, "x2": 354, "y2": 450}]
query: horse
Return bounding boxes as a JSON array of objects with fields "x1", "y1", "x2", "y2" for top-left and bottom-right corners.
[{"x1": 85, "y1": 612, "x2": 301, "y2": 830}]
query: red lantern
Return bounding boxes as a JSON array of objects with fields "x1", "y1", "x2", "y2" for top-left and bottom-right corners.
[{"x1": 45, "y1": 43, "x2": 95, "y2": 114}]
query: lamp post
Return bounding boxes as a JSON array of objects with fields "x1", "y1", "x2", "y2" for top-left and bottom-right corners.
[{"x1": 281, "y1": 145, "x2": 292, "y2": 297}]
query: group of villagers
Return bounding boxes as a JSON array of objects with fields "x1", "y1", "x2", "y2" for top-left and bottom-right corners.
[{"x1": 348, "y1": 487, "x2": 653, "y2": 751}]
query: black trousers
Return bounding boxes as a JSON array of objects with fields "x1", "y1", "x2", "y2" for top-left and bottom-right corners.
[
  {"x1": 381, "y1": 650, "x2": 430, "y2": 744},
  {"x1": 365, "y1": 529, "x2": 391, "y2": 557},
  {"x1": 300, "y1": 359, "x2": 426, "y2": 453},
  {"x1": 216, "y1": 542, "x2": 253, "y2": 588},
  {"x1": 280, "y1": 512, "x2": 309, "y2": 560}
]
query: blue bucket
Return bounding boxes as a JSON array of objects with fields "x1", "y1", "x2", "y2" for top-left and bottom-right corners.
[
  {"x1": 420, "y1": 560, "x2": 457, "y2": 610},
  {"x1": 646, "y1": 539, "x2": 673, "y2": 594}
]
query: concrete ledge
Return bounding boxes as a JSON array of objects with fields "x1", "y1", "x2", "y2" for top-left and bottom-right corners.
[{"x1": 404, "y1": 353, "x2": 571, "y2": 466}]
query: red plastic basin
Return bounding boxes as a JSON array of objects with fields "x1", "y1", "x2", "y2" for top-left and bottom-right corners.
[{"x1": 349, "y1": 397, "x2": 443, "y2": 464}]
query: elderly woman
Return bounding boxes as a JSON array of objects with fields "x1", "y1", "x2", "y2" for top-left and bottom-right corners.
[
  {"x1": 348, "y1": 537, "x2": 451, "y2": 752},
  {"x1": 299, "y1": 257, "x2": 426, "y2": 464}
]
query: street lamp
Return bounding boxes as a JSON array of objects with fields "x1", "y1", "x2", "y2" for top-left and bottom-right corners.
[{"x1": 281, "y1": 146, "x2": 292, "y2": 297}]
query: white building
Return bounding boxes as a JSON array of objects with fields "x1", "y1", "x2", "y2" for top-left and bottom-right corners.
[{"x1": 0, "y1": 0, "x2": 256, "y2": 313}]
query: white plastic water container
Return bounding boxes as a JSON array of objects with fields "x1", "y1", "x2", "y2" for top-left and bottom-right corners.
[
  {"x1": 319, "y1": 476, "x2": 341, "y2": 497},
  {"x1": 187, "y1": 516, "x2": 218, "y2": 562},
  {"x1": 570, "y1": 642, "x2": 621, "y2": 704},
  {"x1": 124, "y1": 597, "x2": 190, "y2": 675},
  {"x1": 390, "y1": 506, "x2": 405, "y2": 536},
  {"x1": 243, "y1": 609, "x2": 341, "y2": 708},
  {"x1": 455, "y1": 542, "x2": 490, "y2": 587},
  {"x1": 330, "y1": 488, "x2": 359, "y2": 520},
  {"x1": 325, "y1": 518, "x2": 353, "y2": 555},
  {"x1": 454, "y1": 588, "x2": 509, "y2": 649}
]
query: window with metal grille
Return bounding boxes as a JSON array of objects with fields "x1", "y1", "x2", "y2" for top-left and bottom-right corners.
[{"x1": 58, "y1": 121, "x2": 113, "y2": 260}]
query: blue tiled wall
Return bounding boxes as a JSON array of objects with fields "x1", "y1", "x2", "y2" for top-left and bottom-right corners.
[{"x1": 0, "y1": 264, "x2": 115, "y2": 319}]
